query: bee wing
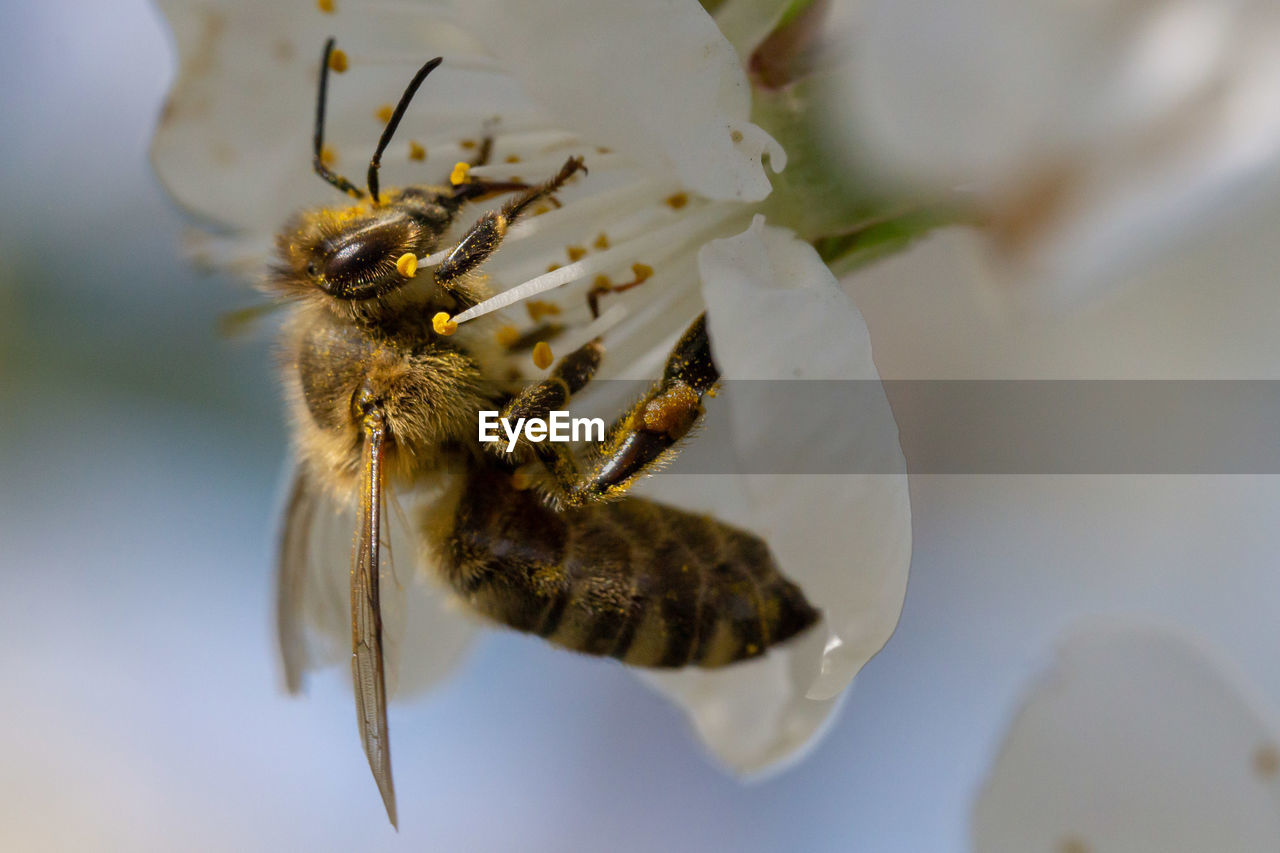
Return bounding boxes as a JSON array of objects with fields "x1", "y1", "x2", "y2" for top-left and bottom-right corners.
[
  {"x1": 351, "y1": 420, "x2": 396, "y2": 827},
  {"x1": 276, "y1": 468, "x2": 481, "y2": 696}
]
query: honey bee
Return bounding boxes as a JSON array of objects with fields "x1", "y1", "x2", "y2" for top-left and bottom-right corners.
[{"x1": 275, "y1": 40, "x2": 819, "y2": 826}]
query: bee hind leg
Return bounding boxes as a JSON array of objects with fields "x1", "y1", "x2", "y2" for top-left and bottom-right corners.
[{"x1": 516, "y1": 314, "x2": 718, "y2": 507}]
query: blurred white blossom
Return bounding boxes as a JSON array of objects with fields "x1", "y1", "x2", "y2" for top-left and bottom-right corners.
[
  {"x1": 834, "y1": 0, "x2": 1280, "y2": 307},
  {"x1": 976, "y1": 623, "x2": 1280, "y2": 853},
  {"x1": 152, "y1": 0, "x2": 910, "y2": 775}
]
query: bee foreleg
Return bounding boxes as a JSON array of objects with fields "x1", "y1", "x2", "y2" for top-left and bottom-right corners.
[{"x1": 434, "y1": 156, "x2": 586, "y2": 290}]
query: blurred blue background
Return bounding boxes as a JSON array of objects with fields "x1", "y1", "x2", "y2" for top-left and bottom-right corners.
[{"x1": 6, "y1": 2, "x2": 1280, "y2": 851}]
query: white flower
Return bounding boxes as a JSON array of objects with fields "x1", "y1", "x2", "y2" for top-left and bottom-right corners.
[
  {"x1": 831, "y1": 0, "x2": 1280, "y2": 308},
  {"x1": 975, "y1": 623, "x2": 1280, "y2": 852},
  {"x1": 152, "y1": 0, "x2": 910, "y2": 776}
]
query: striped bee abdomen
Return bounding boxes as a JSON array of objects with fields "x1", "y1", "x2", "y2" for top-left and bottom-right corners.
[{"x1": 434, "y1": 467, "x2": 820, "y2": 668}]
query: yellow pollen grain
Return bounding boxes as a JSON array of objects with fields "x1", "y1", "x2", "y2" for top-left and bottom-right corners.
[
  {"x1": 376, "y1": 104, "x2": 394, "y2": 123},
  {"x1": 432, "y1": 312, "x2": 458, "y2": 336},
  {"x1": 593, "y1": 274, "x2": 612, "y2": 289},
  {"x1": 592, "y1": 232, "x2": 610, "y2": 250},
  {"x1": 665, "y1": 192, "x2": 688, "y2": 209},
  {"x1": 408, "y1": 140, "x2": 426, "y2": 161},
  {"x1": 504, "y1": 154, "x2": 521, "y2": 164},
  {"x1": 449, "y1": 161, "x2": 471, "y2": 186},
  {"x1": 526, "y1": 300, "x2": 562, "y2": 322},
  {"x1": 316, "y1": 0, "x2": 335, "y2": 12},
  {"x1": 395, "y1": 253, "x2": 417, "y2": 278},
  {"x1": 546, "y1": 262, "x2": 561, "y2": 273},
  {"x1": 532, "y1": 341, "x2": 553, "y2": 370},
  {"x1": 596, "y1": 146, "x2": 612, "y2": 154},
  {"x1": 320, "y1": 145, "x2": 337, "y2": 166},
  {"x1": 746, "y1": 643, "x2": 759, "y2": 655},
  {"x1": 566, "y1": 245, "x2": 588, "y2": 262},
  {"x1": 631, "y1": 262, "x2": 653, "y2": 283},
  {"x1": 327, "y1": 48, "x2": 348, "y2": 73},
  {"x1": 495, "y1": 325, "x2": 520, "y2": 348},
  {"x1": 730, "y1": 129, "x2": 744, "y2": 143}
]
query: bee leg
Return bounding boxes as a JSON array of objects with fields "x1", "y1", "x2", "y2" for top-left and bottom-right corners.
[
  {"x1": 434, "y1": 156, "x2": 586, "y2": 291},
  {"x1": 494, "y1": 338, "x2": 605, "y2": 453},
  {"x1": 527, "y1": 314, "x2": 719, "y2": 506}
]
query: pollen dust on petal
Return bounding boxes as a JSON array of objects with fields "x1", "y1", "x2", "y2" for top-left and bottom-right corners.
[
  {"x1": 1254, "y1": 743, "x2": 1280, "y2": 779},
  {"x1": 1058, "y1": 837, "x2": 1090, "y2": 853},
  {"x1": 408, "y1": 140, "x2": 426, "y2": 161}
]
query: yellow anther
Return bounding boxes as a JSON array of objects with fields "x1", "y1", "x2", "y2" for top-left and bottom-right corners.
[
  {"x1": 665, "y1": 192, "x2": 689, "y2": 210},
  {"x1": 566, "y1": 245, "x2": 587, "y2": 262},
  {"x1": 545, "y1": 262, "x2": 561, "y2": 273},
  {"x1": 432, "y1": 312, "x2": 458, "y2": 336},
  {"x1": 395, "y1": 253, "x2": 418, "y2": 278},
  {"x1": 376, "y1": 104, "x2": 394, "y2": 123},
  {"x1": 495, "y1": 325, "x2": 520, "y2": 348},
  {"x1": 631, "y1": 262, "x2": 654, "y2": 283},
  {"x1": 504, "y1": 154, "x2": 521, "y2": 164},
  {"x1": 532, "y1": 342, "x2": 553, "y2": 370},
  {"x1": 328, "y1": 48, "x2": 349, "y2": 73},
  {"x1": 320, "y1": 145, "x2": 337, "y2": 166},
  {"x1": 526, "y1": 300, "x2": 561, "y2": 322},
  {"x1": 460, "y1": 139, "x2": 477, "y2": 150},
  {"x1": 592, "y1": 274, "x2": 612, "y2": 289},
  {"x1": 593, "y1": 233, "x2": 611, "y2": 250},
  {"x1": 408, "y1": 140, "x2": 426, "y2": 161},
  {"x1": 449, "y1": 161, "x2": 471, "y2": 186},
  {"x1": 317, "y1": 0, "x2": 335, "y2": 12}
]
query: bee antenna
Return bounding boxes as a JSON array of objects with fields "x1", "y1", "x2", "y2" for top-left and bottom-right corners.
[
  {"x1": 367, "y1": 56, "x2": 443, "y2": 204},
  {"x1": 313, "y1": 38, "x2": 366, "y2": 199}
]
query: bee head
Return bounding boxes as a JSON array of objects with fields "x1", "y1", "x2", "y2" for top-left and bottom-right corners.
[{"x1": 276, "y1": 206, "x2": 425, "y2": 302}]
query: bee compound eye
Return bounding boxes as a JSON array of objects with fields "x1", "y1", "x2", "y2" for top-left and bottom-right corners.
[{"x1": 317, "y1": 219, "x2": 415, "y2": 300}]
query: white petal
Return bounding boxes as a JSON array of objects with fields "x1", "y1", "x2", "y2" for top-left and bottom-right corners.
[
  {"x1": 453, "y1": 0, "x2": 785, "y2": 202},
  {"x1": 699, "y1": 216, "x2": 911, "y2": 700},
  {"x1": 975, "y1": 623, "x2": 1280, "y2": 853},
  {"x1": 839, "y1": 0, "x2": 1280, "y2": 302},
  {"x1": 639, "y1": 623, "x2": 842, "y2": 774},
  {"x1": 152, "y1": 0, "x2": 537, "y2": 235}
]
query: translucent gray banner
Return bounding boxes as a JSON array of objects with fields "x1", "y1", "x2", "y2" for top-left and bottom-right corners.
[{"x1": 506, "y1": 380, "x2": 1280, "y2": 474}]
